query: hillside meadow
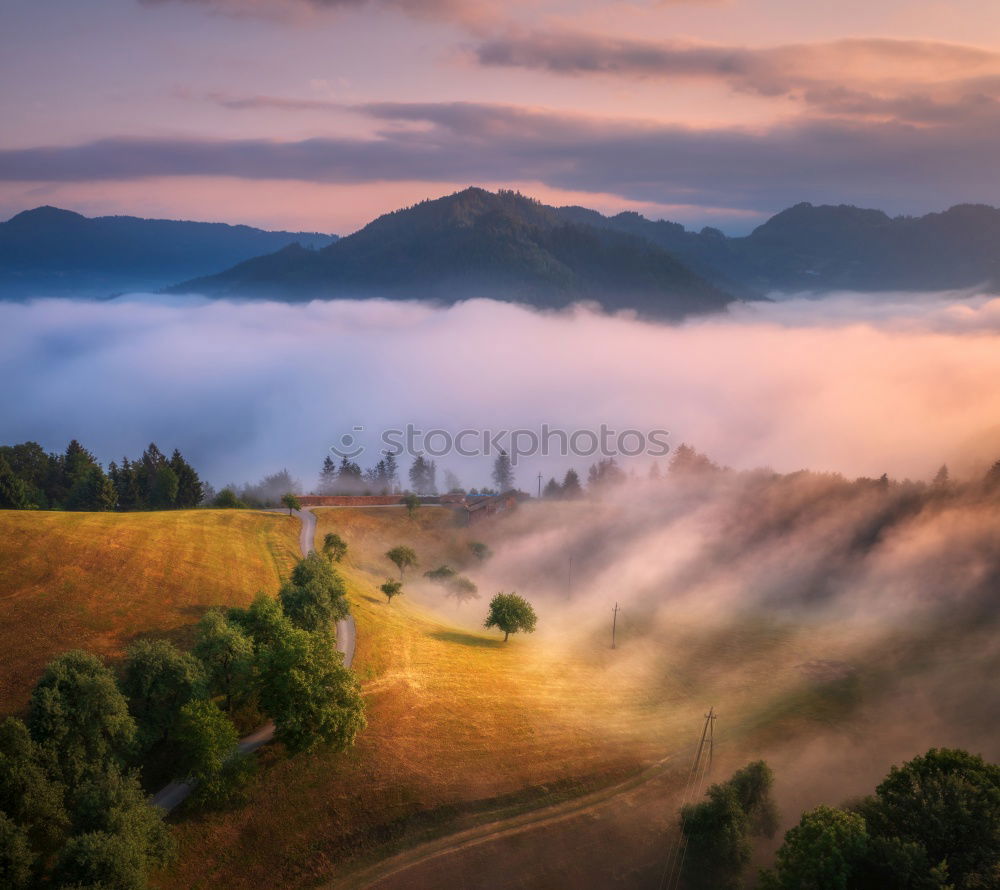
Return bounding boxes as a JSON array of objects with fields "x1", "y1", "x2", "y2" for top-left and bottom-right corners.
[
  {"x1": 153, "y1": 505, "x2": 882, "y2": 890},
  {"x1": 0, "y1": 509, "x2": 301, "y2": 713}
]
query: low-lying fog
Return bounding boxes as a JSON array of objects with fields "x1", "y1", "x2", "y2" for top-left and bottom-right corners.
[{"x1": 3, "y1": 289, "x2": 1000, "y2": 487}]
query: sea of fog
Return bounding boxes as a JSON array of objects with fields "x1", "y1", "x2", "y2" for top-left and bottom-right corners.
[{"x1": 3, "y1": 289, "x2": 1000, "y2": 489}]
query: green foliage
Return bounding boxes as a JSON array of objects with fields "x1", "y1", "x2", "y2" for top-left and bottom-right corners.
[
  {"x1": 58, "y1": 765, "x2": 173, "y2": 890},
  {"x1": 681, "y1": 761, "x2": 778, "y2": 890},
  {"x1": 386, "y1": 545, "x2": 418, "y2": 579},
  {"x1": 861, "y1": 748, "x2": 999, "y2": 890},
  {"x1": 121, "y1": 640, "x2": 205, "y2": 754},
  {"x1": 0, "y1": 455, "x2": 30, "y2": 509},
  {"x1": 174, "y1": 700, "x2": 248, "y2": 806},
  {"x1": 0, "y1": 717, "x2": 68, "y2": 851},
  {"x1": 402, "y1": 492, "x2": 421, "y2": 517},
  {"x1": 423, "y1": 564, "x2": 457, "y2": 582},
  {"x1": 483, "y1": 592, "x2": 537, "y2": 642},
  {"x1": 322, "y1": 532, "x2": 348, "y2": 563},
  {"x1": 257, "y1": 627, "x2": 366, "y2": 754},
  {"x1": 281, "y1": 492, "x2": 301, "y2": 514},
  {"x1": 279, "y1": 553, "x2": 349, "y2": 632},
  {"x1": 27, "y1": 651, "x2": 136, "y2": 791},
  {"x1": 169, "y1": 449, "x2": 204, "y2": 508},
  {"x1": 408, "y1": 457, "x2": 437, "y2": 496},
  {"x1": 149, "y1": 465, "x2": 179, "y2": 509},
  {"x1": 380, "y1": 578, "x2": 403, "y2": 603},
  {"x1": 212, "y1": 486, "x2": 246, "y2": 508},
  {"x1": 228, "y1": 593, "x2": 289, "y2": 653},
  {"x1": 193, "y1": 611, "x2": 254, "y2": 711},
  {"x1": 0, "y1": 812, "x2": 33, "y2": 889},
  {"x1": 468, "y1": 540, "x2": 493, "y2": 562},
  {"x1": 65, "y1": 466, "x2": 117, "y2": 512},
  {"x1": 760, "y1": 806, "x2": 869, "y2": 890}
]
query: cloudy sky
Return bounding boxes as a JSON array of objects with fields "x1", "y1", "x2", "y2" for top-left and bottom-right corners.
[{"x1": 4, "y1": 0, "x2": 1000, "y2": 234}]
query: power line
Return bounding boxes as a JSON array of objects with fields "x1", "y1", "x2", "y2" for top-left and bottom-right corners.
[
  {"x1": 611, "y1": 601, "x2": 620, "y2": 649},
  {"x1": 659, "y1": 707, "x2": 717, "y2": 890}
]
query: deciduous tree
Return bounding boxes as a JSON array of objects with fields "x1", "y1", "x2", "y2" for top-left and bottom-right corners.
[{"x1": 484, "y1": 592, "x2": 537, "y2": 642}]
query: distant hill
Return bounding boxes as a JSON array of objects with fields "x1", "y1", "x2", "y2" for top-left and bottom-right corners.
[
  {"x1": 557, "y1": 201, "x2": 1000, "y2": 295},
  {"x1": 171, "y1": 188, "x2": 734, "y2": 319},
  {"x1": 0, "y1": 206, "x2": 337, "y2": 299}
]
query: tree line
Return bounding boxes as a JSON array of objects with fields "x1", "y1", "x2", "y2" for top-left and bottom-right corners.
[
  {"x1": 678, "y1": 749, "x2": 998, "y2": 890},
  {"x1": 0, "y1": 553, "x2": 364, "y2": 890},
  {"x1": 0, "y1": 440, "x2": 203, "y2": 512}
]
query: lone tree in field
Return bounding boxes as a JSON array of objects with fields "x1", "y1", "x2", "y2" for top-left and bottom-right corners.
[
  {"x1": 380, "y1": 578, "x2": 403, "y2": 604},
  {"x1": 468, "y1": 540, "x2": 492, "y2": 562},
  {"x1": 446, "y1": 576, "x2": 479, "y2": 606},
  {"x1": 282, "y1": 492, "x2": 302, "y2": 515},
  {"x1": 386, "y1": 545, "x2": 417, "y2": 579},
  {"x1": 484, "y1": 592, "x2": 537, "y2": 642},
  {"x1": 322, "y1": 532, "x2": 348, "y2": 563},
  {"x1": 402, "y1": 492, "x2": 421, "y2": 518}
]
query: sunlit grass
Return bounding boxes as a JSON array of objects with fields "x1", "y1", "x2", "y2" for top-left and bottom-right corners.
[{"x1": 0, "y1": 508, "x2": 300, "y2": 714}]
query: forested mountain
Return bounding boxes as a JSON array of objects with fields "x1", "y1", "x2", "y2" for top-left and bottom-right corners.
[
  {"x1": 171, "y1": 188, "x2": 735, "y2": 319},
  {"x1": 557, "y1": 201, "x2": 1000, "y2": 295},
  {"x1": 0, "y1": 206, "x2": 336, "y2": 299}
]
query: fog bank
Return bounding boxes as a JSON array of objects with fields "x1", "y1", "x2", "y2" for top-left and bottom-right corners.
[{"x1": 3, "y1": 291, "x2": 1000, "y2": 487}]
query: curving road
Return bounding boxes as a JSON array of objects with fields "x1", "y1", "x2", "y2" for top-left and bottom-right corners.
[{"x1": 152, "y1": 507, "x2": 356, "y2": 812}]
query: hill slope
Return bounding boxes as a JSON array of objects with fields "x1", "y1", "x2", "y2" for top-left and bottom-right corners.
[
  {"x1": 0, "y1": 206, "x2": 336, "y2": 299},
  {"x1": 171, "y1": 188, "x2": 735, "y2": 319},
  {"x1": 0, "y1": 509, "x2": 300, "y2": 712}
]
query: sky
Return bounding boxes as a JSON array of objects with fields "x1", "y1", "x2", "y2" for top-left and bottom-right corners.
[{"x1": 3, "y1": 0, "x2": 1000, "y2": 234}]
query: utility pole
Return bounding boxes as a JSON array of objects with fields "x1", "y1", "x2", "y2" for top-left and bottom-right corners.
[
  {"x1": 537, "y1": 471, "x2": 543, "y2": 499},
  {"x1": 611, "y1": 601, "x2": 620, "y2": 649}
]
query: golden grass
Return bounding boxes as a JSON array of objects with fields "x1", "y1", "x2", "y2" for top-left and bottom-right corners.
[
  {"x1": 0, "y1": 509, "x2": 301, "y2": 714},
  {"x1": 155, "y1": 506, "x2": 867, "y2": 890}
]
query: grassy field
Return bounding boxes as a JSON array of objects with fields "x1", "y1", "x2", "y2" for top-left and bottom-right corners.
[
  {"x1": 154, "y1": 505, "x2": 879, "y2": 890},
  {"x1": 0, "y1": 509, "x2": 301, "y2": 714}
]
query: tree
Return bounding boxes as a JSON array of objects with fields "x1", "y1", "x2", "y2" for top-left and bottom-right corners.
[
  {"x1": 383, "y1": 451, "x2": 400, "y2": 492},
  {"x1": 669, "y1": 444, "x2": 719, "y2": 476},
  {"x1": 484, "y1": 592, "x2": 537, "y2": 642},
  {"x1": 65, "y1": 465, "x2": 117, "y2": 511},
  {"x1": 121, "y1": 640, "x2": 205, "y2": 754},
  {"x1": 280, "y1": 553, "x2": 350, "y2": 632},
  {"x1": 587, "y1": 457, "x2": 626, "y2": 491},
  {"x1": 318, "y1": 455, "x2": 338, "y2": 495},
  {"x1": 0, "y1": 455, "x2": 29, "y2": 510},
  {"x1": 492, "y1": 450, "x2": 514, "y2": 492},
  {"x1": 52, "y1": 765, "x2": 175, "y2": 890},
  {"x1": 174, "y1": 699, "x2": 248, "y2": 806},
  {"x1": 860, "y1": 748, "x2": 1000, "y2": 890},
  {"x1": 169, "y1": 449, "x2": 204, "y2": 508},
  {"x1": 542, "y1": 477, "x2": 561, "y2": 498},
  {"x1": 682, "y1": 761, "x2": 779, "y2": 890},
  {"x1": 257, "y1": 627, "x2": 366, "y2": 754},
  {"x1": 213, "y1": 486, "x2": 246, "y2": 509},
  {"x1": 228, "y1": 593, "x2": 289, "y2": 654},
  {"x1": 281, "y1": 492, "x2": 301, "y2": 515},
  {"x1": 445, "y1": 576, "x2": 479, "y2": 605},
  {"x1": 760, "y1": 806, "x2": 870, "y2": 890},
  {"x1": 408, "y1": 456, "x2": 437, "y2": 495},
  {"x1": 193, "y1": 611, "x2": 254, "y2": 712},
  {"x1": 322, "y1": 532, "x2": 348, "y2": 563},
  {"x1": 386, "y1": 545, "x2": 418, "y2": 579},
  {"x1": 0, "y1": 813, "x2": 33, "y2": 890},
  {"x1": 561, "y1": 468, "x2": 583, "y2": 499},
  {"x1": 27, "y1": 651, "x2": 136, "y2": 790},
  {"x1": 380, "y1": 578, "x2": 403, "y2": 604},
  {"x1": 0, "y1": 717, "x2": 67, "y2": 853},
  {"x1": 149, "y1": 464, "x2": 179, "y2": 508},
  {"x1": 468, "y1": 540, "x2": 492, "y2": 562},
  {"x1": 336, "y1": 456, "x2": 364, "y2": 494},
  {"x1": 402, "y1": 492, "x2": 421, "y2": 518},
  {"x1": 444, "y1": 469, "x2": 463, "y2": 493},
  {"x1": 424, "y1": 565, "x2": 457, "y2": 583}
]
